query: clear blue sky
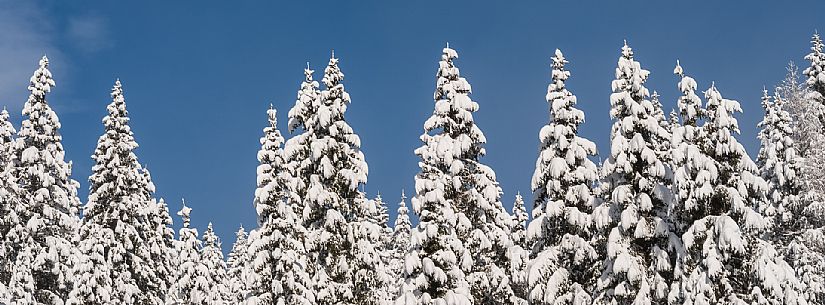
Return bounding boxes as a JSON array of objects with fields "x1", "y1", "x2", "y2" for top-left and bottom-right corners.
[{"x1": 0, "y1": 0, "x2": 822, "y2": 248}]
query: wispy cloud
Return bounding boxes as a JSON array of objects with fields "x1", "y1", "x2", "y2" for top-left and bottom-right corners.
[
  {"x1": 67, "y1": 14, "x2": 112, "y2": 54},
  {"x1": 0, "y1": 0, "x2": 62, "y2": 112}
]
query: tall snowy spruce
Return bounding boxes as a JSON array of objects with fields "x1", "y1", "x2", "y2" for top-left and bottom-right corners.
[
  {"x1": 389, "y1": 192, "x2": 411, "y2": 300},
  {"x1": 396, "y1": 46, "x2": 478, "y2": 305},
  {"x1": 285, "y1": 55, "x2": 388, "y2": 305},
  {"x1": 6, "y1": 56, "x2": 82, "y2": 304},
  {"x1": 592, "y1": 43, "x2": 677, "y2": 305},
  {"x1": 527, "y1": 49, "x2": 600, "y2": 305},
  {"x1": 69, "y1": 79, "x2": 170, "y2": 304},
  {"x1": 245, "y1": 105, "x2": 313, "y2": 305},
  {"x1": 0, "y1": 107, "x2": 20, "y2": 289},
  {"x1": 759, "y1": 89, "x2": 825, "y2": 304},
  {"x1": 226, "y1": 226, "x2": 249, "y2": 304}
]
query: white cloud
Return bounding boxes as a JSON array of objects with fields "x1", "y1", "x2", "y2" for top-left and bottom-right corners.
[
  {"x1": 67, "y1": 14, "x2": 112, "y2": 54},
  {"x1": 0, "y1": 0, "x2": 62, "y2": 112}
]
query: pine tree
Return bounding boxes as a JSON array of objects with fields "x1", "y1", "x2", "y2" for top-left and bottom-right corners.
[
  {"x1": 69, "y1": 79, "x2": 165, "y2": 304},
  {"x1": 227, "y1": 226, "x2": 249, "y2": 304},
  {"x1": 508, "y1": 193, "x2": 528, "y2": 305},
  {"x1": 396, "y1": 46, "x2": 475, "y2": 305},
  {"x1": 11, "y1": 55, "x2": 81, "y2": 304},
  {"x1": 0, "y1": 107, "x2": 20, "y2": 287},
  {"x1": 201, "y1": 223, "x2": 229, "y2": 305},
  {"x1": 168, "y1": 202, "x2": 210, "y2": 305},
  {"x1": 671, "y1": 81, "x2": 805, "y2": 304},
  {"x1": 389, "y1": 192, "x2": 411, "y2": 300},
  {"x1": 145, "y1": 196, "x2": 177, "y2": 304},
  {"x1": 804, "y1": 32, "x2": 825, "y2": 108},
  {"x1": 528, "y1": 49, "x2": 599, "y2": 305},
  {"x1": 246, "y1": 105, "x2": 313, "y2": 305},
  {"x1": 592, "y1": 43, "x2": 676, "y2": 305}
]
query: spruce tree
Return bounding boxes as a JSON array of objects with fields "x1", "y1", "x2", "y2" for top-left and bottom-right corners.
[
  {"x1": 70, "y1": 79, "x2": 165, "y2": 304},
  {"x1": 592, "y1": 43, "x2": 676, "y2": 305},
  {"x1": 528, "y1": 49, "x2": 599, "y2": 305},
  {"x1": 508, "y1": 193, "x2": 528, "y2": 305},
  {"x1": 168, "y1": 202, "x2": 210, "y2": 305},
  {"x1": 227, "y1": 226, "x2": 249, "y2": 304},
  {"x1": 804, "y1": 32, "x2": 825, "y2": 108},
  {"x1": 396, "y1": 46, "x2": 475, "y2": 305},
  {"x1": 0, "y1": 107, "x2": 20, "y2": 287},
  {"x1": 201, "y1": 223, "x2": 229, "y2": 304},
  {"x1": 389, "y1": 192, "x2": 411, "y2": 300},
  {"x1": 245, "y1": 105, "x2": 313, "y2": 305},
  {"x1": 11, "y1": 55, "x2": 81, "y2": 304}
]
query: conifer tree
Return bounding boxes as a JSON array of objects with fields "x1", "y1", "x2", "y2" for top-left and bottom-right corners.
[
  {"x1": 389, "y1": 192, "x2": 411, "y2": 300},
  {"x1": 804, "y1": 32, "x2": 825, "y2": 108},
  {"x1": 528, "y1": 49, "x2": 599, "y2": 305},
  {"x1": 0, "y1": 107, "x2": 20, "y2": 286},
  {"x1": 168, "y1": 202, "x2": 210, "y2": 305},
  {"x1": 396, "y1": 46, "x2": 475, "y2": 305},
  {"x1": 69, "y1": 79, "x2": 165, "y2": 304},
  {"x1": 245, "y1": 106, "x2": 313, "y2": 305},
  {"x1": 227, "y1": 226, "x2": 249, "y2": 304},
  {"x1": 201, "y1": 223, "x2": 229, "y2": 304},
  {"x1": 592, "y1": 43, "x2": 676, "y2": 305},
  {"x1": 145, "y1": 196, "x2": 177, "y2": 303},
  {"x1": 10, "y1": 56, "x2": 81, "y2": 304},
  {"x1": 508, "y1": 193, "x2": 528, "y2": 305}
]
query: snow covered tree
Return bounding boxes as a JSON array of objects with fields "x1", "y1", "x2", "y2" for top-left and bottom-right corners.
[
  {"x1": 245, "y1": 105, "x2": 313, "y2": 305},
  {"x1": 0, "y1": 107, "x2": 20, "y2": 287},
  {"x1": 284, "y1": 55, "x2": 388, "y2": 305},
  {"x1": 389, "y1": 191, "x2": 411, "y2": 300},
  {"x1": 144, "y1": 196, "x2": 177, "y2": 304},
  {"x1": 592, "y1": 43, "x2": 676, "y2": 305},
  {"x1": 69, "y1": 79, "x2": 168, "y2": 304},
  {"x1": 670, "y1": 79, "x2": 806, "y2": 304},
  {"x1": 528, "y1": 49, "x2": 599, "y2": 305},
  {"x1": 762, "y1": 83, "x2": 825, "y2": 303},
  {"x1": 168, "y1": 202, "x2": 210, "y2": 305},
  {"x1": 226, "y1": 226, "x2": 249, "y2": 304},
  {"x1": 804, "y1": 32, "x2": 825, "y2": 108},
  {"x1": 396, "y1": 46, "x2": 478, "y2": 305},
  {"x1": 9, "y1": 55, "x2": 81, "y2": 304},
  {"x1": 201, "y1": 223, "x2": 229, "y2": 305},
  {"x1": 510, "y1": 193, "x2": 527, "y2": 249},
  {"x1": 508, "y1": 193, "x2": 528, "y2": 305}
]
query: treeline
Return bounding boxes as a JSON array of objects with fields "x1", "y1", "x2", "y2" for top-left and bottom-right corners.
[{"x1": 0, "y1": 33, "x2": 824, "y2": 305}]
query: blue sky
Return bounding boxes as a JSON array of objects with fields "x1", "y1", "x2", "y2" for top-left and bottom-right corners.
[{"x1": 0, "y1": 0, "x2": 823, "y2": 248}]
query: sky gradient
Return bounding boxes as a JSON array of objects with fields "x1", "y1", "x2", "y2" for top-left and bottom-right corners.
[{"x1": 0, "y1": 0, "x2": 823, "y2": 248}]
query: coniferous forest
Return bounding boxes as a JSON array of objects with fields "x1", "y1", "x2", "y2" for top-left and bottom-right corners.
[{"x1": 1, "y1": 30, "x2": 825, "y2": 305}]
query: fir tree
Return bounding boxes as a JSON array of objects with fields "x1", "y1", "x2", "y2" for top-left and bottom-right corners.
[
  {"x1": 804, "y1": 32, "x2": 825, "y2": 108},
  {"x1": 508, "y1": 193, "x2": 528, "y2": 305},
  {"x1": 389, "y1": 191, "x2": 411, "y2": 300},
  {"x1": 528, "y1": 49, "x2": 599, "y2": 305},
  {"x1": 396, "y1": 45, "x2": 475, "y2": 305},
  {"x1": 0, "y1": 107, "x2": 20, "y2": 286},
  {"x1": 11, "y1": 55, "x2": 81, "y2": 304},
  {"x1": 226, "y1": 226, "x2": 249, "y2": 304},
  {"x1": 168, "y1": 202, "x2": 210, "y2": 305},
  {"x1": 201, "y1": 223, "x2": 229, "y2": 305},
  {"x1": 245, "y1": 105, "x2": 313, "y2": 305},
  {"x1": 70, "y1": 79, "x2": 165, "y2": 304},
  {"x1": 593, "y1": 43, "x2": 676, "y2": 305}
]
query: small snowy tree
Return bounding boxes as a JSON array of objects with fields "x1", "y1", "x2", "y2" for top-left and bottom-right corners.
[
  {"x1": 528, "y1": 49, "x2": 599, "y2": 305},
  {"x1": 508, "y1": 193, "x2": 528, "y2": 305},
  {"x1": 168, "y1": 202, "x2": 210, "y2": 305},
  {"x1": 227, "y1": 226, "x2": 249, "y2": 304},
  {"x1": 804, "y1": 32, "x2": 825, "y2": 108},
  {"x1": 592, "y1": 43, "x2": 676, "y2": 305},
  {"x1": 11, "y1": 56, "x2": 81, "y2": 304},
  {"x1": 389, "y1": 192, "x2": 411, "y2": 300},
  {"x1": 201, "y1": 223, "x2": 229, "y2": 305},
  {"x1": 245, "y1": 105, "x2": 313, "y2": 305}
]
